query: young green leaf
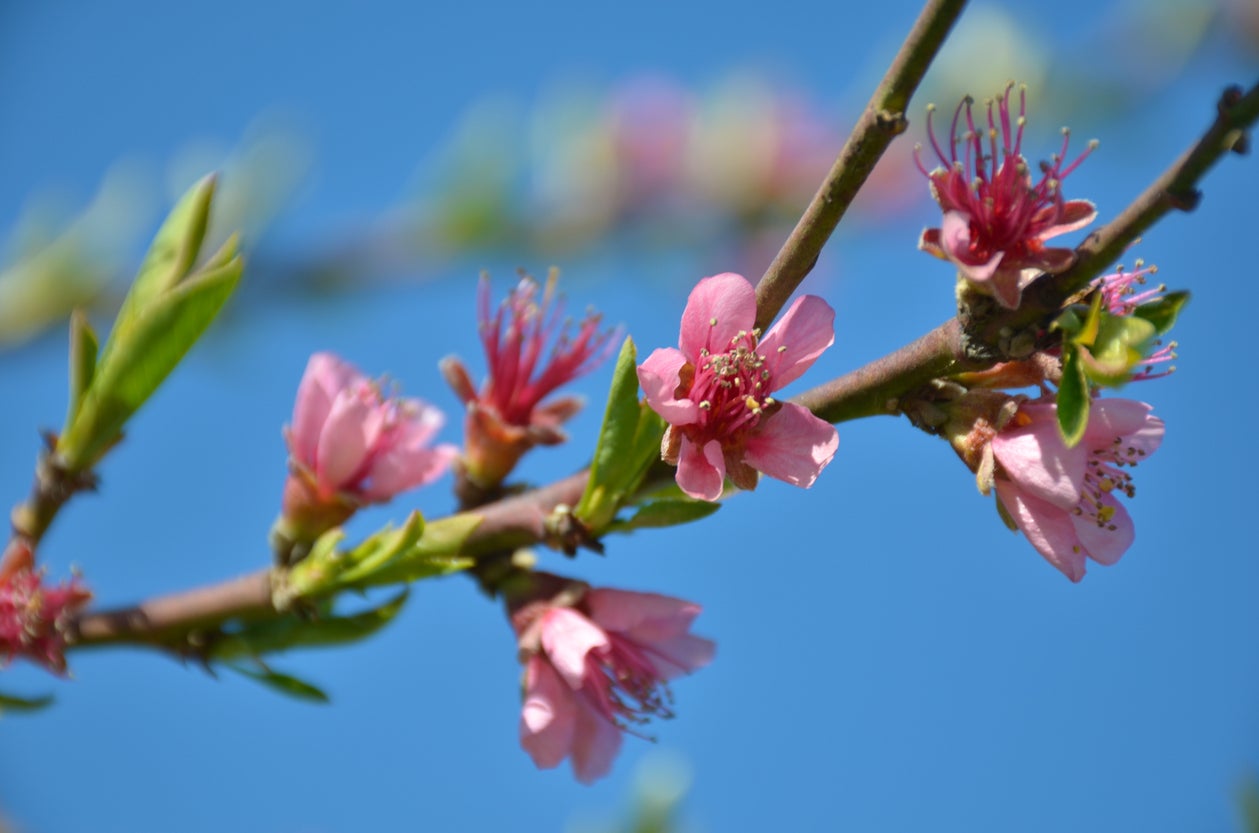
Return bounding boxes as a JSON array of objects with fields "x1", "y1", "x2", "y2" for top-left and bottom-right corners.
[
  {"x1": 211, "y1": 592, "x2": 410, "y2": 660},
  {"x1": 1131, "y1": 290, "x2": 1190, "y2": 336},
  {"x1": 0, "y1": 691, "x2": 54, "y2": 716},
  {"x1": 1056, "y1": 343, "x2": 1090, "y2": 447},
  {"x1": 605, "y1": 498, "x2": 720, "y2": 534},
  {"x1": 575, "y1": 336, "x2": 666, "y2": 532},
  {"x1": 64, "y1": 308, "x2": 98, "y2": 429},
  {"x1": 227, "y1": 664, "x2": 330, "y2": 704}
]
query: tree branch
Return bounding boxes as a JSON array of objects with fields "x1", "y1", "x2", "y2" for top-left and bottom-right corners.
[{"x1": 753, "y1": 0, "x2": 968, "y2": 331}]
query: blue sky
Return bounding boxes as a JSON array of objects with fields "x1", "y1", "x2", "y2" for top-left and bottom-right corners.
[{"x1": 1, "y1": 1, "x2": 1257, "y2": 831}]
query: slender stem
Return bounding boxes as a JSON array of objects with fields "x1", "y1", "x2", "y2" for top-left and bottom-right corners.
[{"x1": 753, "y1": 0, "x2": 968, "y2": 331}]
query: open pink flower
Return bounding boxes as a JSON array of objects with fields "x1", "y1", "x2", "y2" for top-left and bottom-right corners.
[
  {"x1": 442, "y1": 272, "x2": 618, "y2": 491},
  {"x1": 513, "y1": 580, "x2": 714, "y2": 784},
  {"x1": 0, "y1": 542, "x2": 91, "y2": 675},
  {"x1": 991, "y1": 398, "x2": 1163, "y2": 581},
  {"x1": 916, "y1": 84, "x2": 1096, "y2": 309},
  {"x1": 637, "y1": 272, "x2": 838, "y2": 501},
  {"x1": 281, "y1": 352, "x2": 456, "y2": 539}
]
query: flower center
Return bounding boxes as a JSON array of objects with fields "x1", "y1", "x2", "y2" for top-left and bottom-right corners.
[
  {"x1": 583, "y1": 636, "x2": 674, "y2": 736},
  {"x1": 687, "y1": 328, "x2": 775, "y2": 442},
  {"x1": 1075, "y1": 435, "x2": 1148, "y2": 531}
]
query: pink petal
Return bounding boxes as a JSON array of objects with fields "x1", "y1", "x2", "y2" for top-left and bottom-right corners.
[
  {"x1": 569, "y1": 695, "x2": 623, "y2": 784},
  {"x1": 995, "y1": 481, "x2": 1087, "y2": 582},
  {"x1": 985, "y1": 268, "x2": 1025, "y2": 309},
  {"x1": 676, "y1": 437, "x2": 726, "y2": 501},
  {"x1": 1086, "y1": 399, "x2": 1164, "y2": 456},
  {"x1": 290, "y1": 353, "x2": 362, "y2": 467},
  {"x1": 1071, "y1": 493, "x2": 1134, "y2": 566},
  {"x1": 540, "y1": 608, "x2": 610, "y2": 689},
  {"x1": 585, "y1": 588, "x2": 701, "y2": 638},
  {"x1": 742, "y1": 402, "x2": 837, "y2": 488},
  {"x1": 1021, "y1": 247, "x2": 1076, "y2": 274},
  {"x1": 758, "y1": 294, "x2": 835, "y2": 389},
  {"x1": 519, "y1": 656, "x2": 577, "y2": 770},
  {"x1": 679, "y1": 273, "x2": 756, "y2": 359},
  {"x1": 644, "y1": 633, "x2": 716, "y2": 680},
  {"x1": 1035, "y1": 199, "x2": 1097, "y2": 240},
  {"x1": 315, "y1": 388, "x2": 384, "y2": 491},
  {"x1": 991, "y1": 412, "x2": 1086, "y2": 510},
  {"x1": 638, "y1": 348, "x2": 699, "y2": 426},
  {"x1": 918, "y1": 227, "x2": 948, "y2": 260},
  {"x1": 362, "y1": 443, "x2": 457, "y2": 502}
]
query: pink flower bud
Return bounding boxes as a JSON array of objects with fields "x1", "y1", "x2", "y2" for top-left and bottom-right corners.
[
  {"x1": 637, "y1": 272, "x2": 839, "y2": 501},
  {"x1": 280, "y1": 353, "x2": 456, "y2": 541},
  {"x1": 511, "y1": 576, "x2": 714, "y2": 784}
]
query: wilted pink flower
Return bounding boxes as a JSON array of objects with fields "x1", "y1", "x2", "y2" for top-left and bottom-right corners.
[
  {"x1": 916, "y1": 84, "x2": 1097, "y2": 309},
  {"x1": 512, "y1": 578, "x2": 714, "y2": 784},
  {"x1": 442, "y1": 272, "x2": 618, "y2": 491},
  {"x1": 0, "y1": 542, "x2": 91, "y2": 675},
  {"x1": 637, "y1": 272, "x2": 838, "y2": 501},
  {"x1": 991, "y1": 398, "x2": 1163, "y2": 581},
  {"x1": 281, "y1": 352, "x2": 456, "y2": 539}
]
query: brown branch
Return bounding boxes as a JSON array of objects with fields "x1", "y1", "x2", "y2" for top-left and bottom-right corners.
[{"x1": 753, "y1": 0, "x2": 968, "y2": 331}]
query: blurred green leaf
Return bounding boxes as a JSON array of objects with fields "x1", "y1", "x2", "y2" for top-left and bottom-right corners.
[
  {"x1": 1056, "y1": 344, "x2": 1090, "y2": 447},
  {"x1": 0, "y1": 691, "x2": 54, "y2": 716},
  {"x1": 59, "y1": 249, "x2": 243, "y2": 469},
  {"x1": 65, "y1": 308, "x2": 98, "y2": 428},
  {"x1": 227, "y1": 664, "x2": 330, "y2": 704},
  {"x1": 212, "y1": 592, "x2": 410, "y2": 661},
  {"x1": 101, "y1": 174, "x2": 215, "y2": 363},
  {"x1": 606, "y1": 498, "x2": 720, "y2": 534},
  {"x1": 1131, "y1": 290, "x2": 1189, "y2": 336},
  {"x1": 576, "y1": 336, "x2": 666, "y2": 532}
]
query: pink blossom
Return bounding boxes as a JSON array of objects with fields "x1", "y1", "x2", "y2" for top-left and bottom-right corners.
[
  {"x1": 441, "y1": 272, "x2": 618, "y2": 491},
  {"x1": 991, "y1": 398, "x2": 1163, "y2": 581},
  {"x1": 281, "y1": 352, "x2": 456, "y2": 537},
  {"x1": 637, "y1": 272, "x2": 838, "y2": 501},
  {"x1": 513, "y1": 581, "x2": 714, "y2": 784},
  {"x1": 0, "y1": 542, "x2": 91, "y2": 675},
  {"x1": 916, "y1": 84, "x2": 1097, "y2": 309}
]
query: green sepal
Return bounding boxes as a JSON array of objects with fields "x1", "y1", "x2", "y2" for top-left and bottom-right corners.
[
  {"x1": 605, "y1": 498, "x2": 720, "y2": 534},
  {"x1": 342, "y1": 513, "x2": 480, "y2": 588},
  {"x1": 65, "y1": 308, "x2": 98, "y2": 429},
  {"x1": 0, "y1": 691, "x2": 55, "y2": 716},
  {"x1": 1080, "y1": 313, "x2": 1156, "y2": 388},
  {"x1": 994, "y1": 493, "x2": 1019, "y2": 532},
  {"x1": 285, "y1": 512, "x2": 477, "y2": 599},
  {"x1": 102, "y1": 175, "x2": 217, "y2": 364},
  {"x1": 226, "y1": 663, "x2": 330, "y2": 704},
  {"x1": 575, "y1": 336, "x2": 667, "y2": 532},
  {"x1": 1130, "y1": 290, "x2": 1189, "y2": 336},
  {"x1": 1056, "y1": 343, "x2": 1090, "y2": 447},
  {"x1": 211, "y1": 591, "x2": 409, "y2": 661},
  {"x1": 58, "y1": 248, "x2": 243, "y2": 470}
]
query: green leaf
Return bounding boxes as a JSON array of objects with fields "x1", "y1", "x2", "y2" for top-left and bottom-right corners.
[
  {"x1": 59, "y1": 252, "x2": 243, "y2": 469},
  {"x1": 211, "y1": 592, "x2": 410, "y2": 661},
  {"x1": 605, "y1": 498, "x2": 720, "y2": 534},
  {"x1": 343, "y1": 513, "x2": 480, "y2": 588},
  {"x1": 0, "y1": 691, "x2": 54, "y2": 716},
  {"x1": 576, "y1": 336, "x2": 667, "y2": 532},
  {"x1": 101, "y1": 175, "x2": 216, "y2": 364},
  {"x1": 1081, "y1": 313, "x2": 1157, "y2": 387},
  {"x1": 1056, "y1": 344, "x2": 1090, "y2": 447},
  {"x1": 227, "y1": 664, "x2": 330, "y2": 704},
  {"x1": 1130, "y1": 290, "x2": 1190, "y2": 336},
  {"x1": 64, "y1": 308, "x2": 98, "y2": 430}
]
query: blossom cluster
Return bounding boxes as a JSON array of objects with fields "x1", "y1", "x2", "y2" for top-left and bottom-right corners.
[{"x1": 0, "y1": 542, "x2": 91, "y2": 674}]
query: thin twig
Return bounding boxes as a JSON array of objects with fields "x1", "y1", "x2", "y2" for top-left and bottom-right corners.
[{"x1": 753, "y1": 0, "x2": 968, "y2": 331}]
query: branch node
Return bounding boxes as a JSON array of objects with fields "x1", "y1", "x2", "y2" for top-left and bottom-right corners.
[
  {"x1": 1165, "y1": 187, "x2": 1202, "y2": 212},
  {"x1": 875, "y1": 109, "x2": 909, "y2": 136}
]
